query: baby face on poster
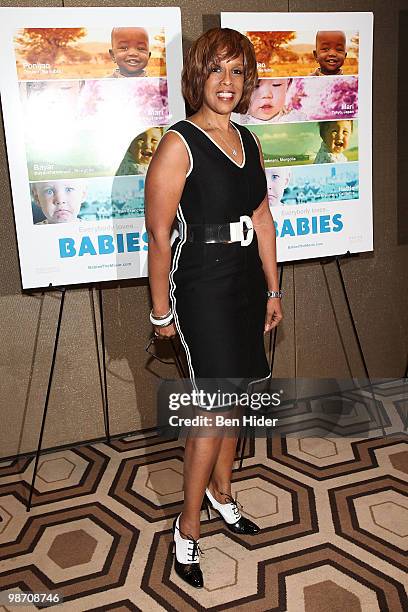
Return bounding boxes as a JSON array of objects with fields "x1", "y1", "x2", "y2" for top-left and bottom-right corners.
[
  {"x1": 248, "y1": 78, "x2": 291, "y2": 121},
  {"x1": 312, "y1": 30, "x2": 347, "y2": 76},
  {"x1": 129, "y1": 127, "x2": 162, "y2": 166},
  {"x1": 31, "y1": 180, "x2": 87, "y2": 224},
  {"x1": 320, "y1": 120, "x2": 352, "y2": 155},
  {"x1": 266, "y1": 167, "x2": 291, "y2": 207},
  {"x1": 109, "y1": 27, "x2": 151, "y2": 77}
]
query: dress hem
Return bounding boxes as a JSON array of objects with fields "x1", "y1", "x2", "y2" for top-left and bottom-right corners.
[{"x1": 191, "y1": 370, "x2": 272, "y2": 412}]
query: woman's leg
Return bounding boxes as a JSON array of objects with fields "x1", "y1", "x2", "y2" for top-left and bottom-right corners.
[
  {"x1": 179, "y1": 433, "x2": 223, "y2": 540},
  {"x1": 205, "y1": 414, "x2": 260, "y2": 536},
  {"x1": 207, "y1": 404, "x2": 243, "y2": 502},
  {"x1": 178, "y1": 403, "x2": 243, "y2": 539},
  {"x1": 207, "y1": 434, "x2": 238, "y2": 502},
  {"x1": 179, "y1": 403, "x2": 241, "y2": 539}
]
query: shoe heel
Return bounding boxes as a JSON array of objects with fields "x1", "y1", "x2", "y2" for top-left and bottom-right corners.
[
  {"x1": 204, "y1": 496, "x2": 212, "y2": 521},
  {"x1": 171, "y1": 516, "x2": 177, "y2": 555}
]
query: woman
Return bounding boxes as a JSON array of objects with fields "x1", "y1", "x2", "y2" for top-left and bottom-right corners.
[{"x1": 145, "y1": 28, "x2": 283, "y2": 589}]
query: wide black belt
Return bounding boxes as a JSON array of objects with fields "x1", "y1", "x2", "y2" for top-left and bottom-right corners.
[{"x1": 179, "y1": 215, "x2": 254, "y2": 246}]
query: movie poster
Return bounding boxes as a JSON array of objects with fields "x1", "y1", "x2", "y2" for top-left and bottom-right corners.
[
  {"x1": 0, "y1": 7, "x2": 184, "y2": 288},
  {"x1": 221, "y1": 12, "x2": 373, "y2": 262}
]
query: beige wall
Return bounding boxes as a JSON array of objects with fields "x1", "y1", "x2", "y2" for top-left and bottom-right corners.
[{"x1": 1, "y1": 0, "x2": 407, "y2": 459}]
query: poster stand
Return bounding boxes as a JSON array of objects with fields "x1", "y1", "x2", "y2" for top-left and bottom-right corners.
[
  {"x1": 236, "y1": 250, "x2": 387, "y2": 470},
  {"x1": 23, "y1": 284, "x2": 110, "y2": 512}
]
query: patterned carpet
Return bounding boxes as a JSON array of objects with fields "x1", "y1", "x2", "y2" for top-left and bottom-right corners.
[{"x1": 0, "y1": 379, "x2": 407, "y2": 611}]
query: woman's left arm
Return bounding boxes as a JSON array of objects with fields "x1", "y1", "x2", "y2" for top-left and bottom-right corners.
[{"x1": 251, "y1": 133, "x2": 283, "y2": 333}]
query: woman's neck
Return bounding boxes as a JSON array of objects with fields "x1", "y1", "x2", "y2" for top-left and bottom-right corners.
[{"x1": 191, "y1": 106, "x2": 232, "y2": 132}]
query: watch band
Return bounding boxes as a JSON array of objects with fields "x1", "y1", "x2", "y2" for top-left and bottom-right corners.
[{"x1": 267, "y1": 290, "x2": 282, "y2": 299}]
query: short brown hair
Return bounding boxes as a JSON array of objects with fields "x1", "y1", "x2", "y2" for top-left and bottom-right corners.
[{"x1": 181, "y1": 28, "x2": 258, "y2": 114}]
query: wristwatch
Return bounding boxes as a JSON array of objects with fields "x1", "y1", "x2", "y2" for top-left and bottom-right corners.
[{"x1": 267, "y1": 290, "x2": 282, "y2": 299}]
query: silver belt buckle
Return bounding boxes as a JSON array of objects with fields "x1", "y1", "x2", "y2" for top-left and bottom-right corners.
[
  {"x1": 239, "y1": 215, "x2": 253, "y2": 246},
  {"x1": 206, "y1": 225, "x2": 232, "y2": 243},
  {"x1": 177, "y1": 220, "x2": 184, "y2": 240}
]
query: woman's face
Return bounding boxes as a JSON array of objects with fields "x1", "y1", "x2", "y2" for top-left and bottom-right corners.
[
  {"x1": 248, "y1": 79, "x2": 289, "y2": 120},
  {"x1": 202, "y1": 53, "x2": 244, "y2": 115}
]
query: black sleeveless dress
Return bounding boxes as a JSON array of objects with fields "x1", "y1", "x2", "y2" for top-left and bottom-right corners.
[{"x1": 168, "y1": 119, "x2": 271, "y2": 409}]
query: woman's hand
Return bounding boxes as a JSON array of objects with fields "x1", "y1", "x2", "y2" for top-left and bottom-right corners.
[
  {"x1": 153, "y1": 322, "x2": 177, "y2": 339},
  {"x1": 264, "y1": 297, "x2": 283, "y2": 334}
]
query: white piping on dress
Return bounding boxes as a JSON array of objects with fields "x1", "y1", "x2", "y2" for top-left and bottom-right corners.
[
  {"x1": 247, "y1": 370, "x2": 272, "y2": 388},
  {"x1": 165, "y1": 129, "x2": 193, "y2": 177},
  {"x1": 248, "y1": 129, "x2": 260, "y2": 147},
  {"x1": 169, "y1": 203, "x2": 200, "y2": 399},
  {"x1": 183, "y1": 119, "x2": 246, "y2": 169},
  {"x1": 240, "y1": 125, "x2": 272, "y2": 391},
  {"x1": 170, "y1": 203, "x2": 244, "y2": 410}
]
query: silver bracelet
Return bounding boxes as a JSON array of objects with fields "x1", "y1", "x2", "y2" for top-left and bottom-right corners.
[
  {"x1": 150, "y1": 308, "x2": 171, "y2": 320},
  {"x1": 267, "y1": 290, "x2": 282, "y2": 299}
]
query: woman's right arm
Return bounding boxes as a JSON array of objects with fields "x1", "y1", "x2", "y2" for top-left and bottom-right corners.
[{"x1": 144, "y1": 131, "x2": 190, "y2": 337}]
